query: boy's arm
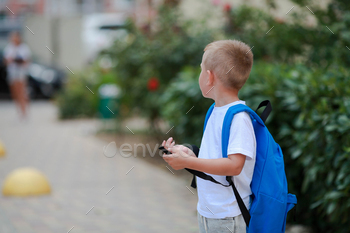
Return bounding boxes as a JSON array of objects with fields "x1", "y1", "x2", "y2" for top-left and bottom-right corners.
[
  {"x1": 186, "y1": 153, "x2": 246, "y2": 176},
  {"x1": 164, "y1": 145, "x2": 246, "y2": 176}
]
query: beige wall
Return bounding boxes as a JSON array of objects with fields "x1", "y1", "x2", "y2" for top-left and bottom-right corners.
[
  {"x1": 23, "y1": 15, "x2": 84, "y2": 71},
  {"x1": 23, "y1": 16, "x2": 52, "y2": 66},
  {"x1": 57, "y1": 16, "x2": 84, "y2": 70}
]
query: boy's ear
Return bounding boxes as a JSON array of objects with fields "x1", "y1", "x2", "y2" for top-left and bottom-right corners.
[{"x1": 206, "y1": 70, "x2": 215, "y2": 86}]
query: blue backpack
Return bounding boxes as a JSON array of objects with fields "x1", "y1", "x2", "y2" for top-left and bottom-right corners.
[{"x1": 186, "y1": 101, "x2": 297, "y2": 233}]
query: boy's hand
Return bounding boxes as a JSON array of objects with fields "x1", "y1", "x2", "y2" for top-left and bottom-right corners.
[
  {"x1": 163, "y1": 145, "x2": 196, "y2": 170},
  {"x1": 161, "y1": 137, "x2": 175, "y2": 150}
]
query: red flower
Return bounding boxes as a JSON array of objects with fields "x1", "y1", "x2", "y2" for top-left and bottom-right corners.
[
  {"x1": 275, "y1": 17, "x2": 285, "y2": 24},
  {"x1": 147, "y1": 77, "x2": 159, "y2": 91},
  {"x1": 223, "y1": 3, "x2": 231, "y2": 12}
]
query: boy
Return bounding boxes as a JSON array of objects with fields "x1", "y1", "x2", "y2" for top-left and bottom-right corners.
[{"x1": 162, "y1": 40, "x2": 255, "y2": 233}]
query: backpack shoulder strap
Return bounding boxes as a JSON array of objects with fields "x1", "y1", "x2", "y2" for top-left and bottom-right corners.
[
  {"x1": 221, "y1": 104, "x2": 265, "y2": 227},
  {"x1": 203, "y1": 103, "x2": 215, "y2": 134},
  {"x1": 222, "y1": 104, "x2": 265, "y2": 158},
  {"x1": 255, "y1": 100, "x2": 272, "y2": 123}
]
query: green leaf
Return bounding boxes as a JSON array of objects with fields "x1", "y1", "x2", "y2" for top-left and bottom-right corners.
[
  {"x1": 327, "y1": 202, "x2": 336, "y2": 215},
  {"x1": 291, "y1": 149, "x2": 302, "y2": 159}
]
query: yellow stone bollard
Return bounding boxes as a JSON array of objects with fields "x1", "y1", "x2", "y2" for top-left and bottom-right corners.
[
  {"x1": 2, "y1": 168, "x2": 51, "y2": 196},
  {"x1": 0, "y1": 140, "x2": 5, "y2": 157}
]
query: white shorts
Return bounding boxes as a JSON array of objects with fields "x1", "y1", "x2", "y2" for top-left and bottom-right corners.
[
  {"x1": 7, "y1": 65, "x2": 28, "y2": 84},
  {"x1": 198, "y1": 211, "x2": 247, "y2": 233}
]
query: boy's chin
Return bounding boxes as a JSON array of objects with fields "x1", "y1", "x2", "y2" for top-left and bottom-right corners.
[
  {"x1": 201, "y1": 93, "x2": 212, "y2": 99},
  {"x1": 200, "y1": 88, "x2": 213, "y2": 99}
]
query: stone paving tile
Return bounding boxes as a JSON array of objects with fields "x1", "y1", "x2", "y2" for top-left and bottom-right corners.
[{"x1": 0, "y1": 101, "x2": 199, "y2": 233}]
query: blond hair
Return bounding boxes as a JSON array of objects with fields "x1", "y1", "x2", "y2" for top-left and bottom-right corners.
[{"x1": 203, "y1": 40, "x2": 253, "y2": 90}]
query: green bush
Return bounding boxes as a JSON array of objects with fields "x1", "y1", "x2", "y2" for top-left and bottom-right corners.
[
  {"x1": 223, "y1": 0, "x2": 350, "y2": 67},
  {"x1": 266, "y1": 65, "x2": 350, "y2": 232},
  {"x1": 106, "y1": 5, "x2": 213, "y2": 132},
  {"x1": 224, "y1": 5, "x2": 308, "y2": 63},
  {"x1": 55, "y1": 73, "x2": 98, "y2": 119},
  {"x1": 55, "y1": 62, "x2": 119, "y2": 119},
  {"x1": 160, "y1": 62, "x2": 350, "y2": 232}
]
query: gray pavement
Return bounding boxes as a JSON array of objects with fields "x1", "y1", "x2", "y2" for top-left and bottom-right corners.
[{"x1": 0, "y1": 101, "x2": 199, "y2": 233}]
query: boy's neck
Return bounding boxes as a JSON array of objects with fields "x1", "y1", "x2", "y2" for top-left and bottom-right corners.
[{"x1": 211, "y1": 85, "x2": 240, "y2": 107}]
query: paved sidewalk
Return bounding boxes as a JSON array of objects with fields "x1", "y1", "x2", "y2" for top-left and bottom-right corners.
[{"x1": 0, "y1": 101, "x2": 199, "y2": 233}]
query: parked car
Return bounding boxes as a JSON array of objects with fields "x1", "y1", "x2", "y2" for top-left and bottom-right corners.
[{"x1": 26, "y1": 63, "x2": 66, "y2": 99}]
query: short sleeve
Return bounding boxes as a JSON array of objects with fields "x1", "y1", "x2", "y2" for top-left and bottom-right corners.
[{"x1": 227, "y1": 112, "x2": 256, "y2": 160}]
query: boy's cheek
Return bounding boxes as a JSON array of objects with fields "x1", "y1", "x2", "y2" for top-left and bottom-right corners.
[{"x1": 198, "y1": 83, "x2": 207, "y2": 97}]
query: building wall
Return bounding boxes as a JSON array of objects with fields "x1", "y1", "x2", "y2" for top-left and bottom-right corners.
[
  {"x1": 56, "y1": 16, "x2": 84, "y2": 70},
  {"x1": 22, "y1": 15, "x2": 52, "y2": 65},
  {"x1": 23, "y1": 15, "x2": 84, "y2": 70}
]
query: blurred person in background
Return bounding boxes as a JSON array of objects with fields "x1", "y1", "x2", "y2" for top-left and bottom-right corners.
[{"x1": 3, "y1": 31, "x2": 31, "y2": 119}]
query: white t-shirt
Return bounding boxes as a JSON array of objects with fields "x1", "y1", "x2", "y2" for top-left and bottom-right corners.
[
  {"x1": 197, "y1": 100, "x2": 256, "y2": 219},
  {"x1": 4, "y1": 43, "x2": 31, "y2": 66}
]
